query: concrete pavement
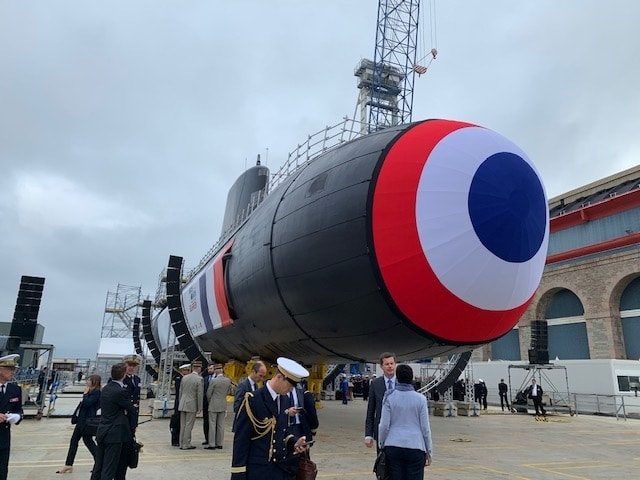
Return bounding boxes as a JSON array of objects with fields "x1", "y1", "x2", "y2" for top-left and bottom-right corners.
[{"x1": 11, "y1": 394, "x2": 640, "y2": 480}]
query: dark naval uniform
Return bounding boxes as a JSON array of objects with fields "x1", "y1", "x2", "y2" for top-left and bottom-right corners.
[
  {"x1": 231, "y1": 387, "x2": 302, "y2": 479},
  {"x1": 122, "y1": 354, "x2": 142, "y2": 428},
  {"x1": 123, "y1": 373, "x2": 141, "y2": 426},
  {"x1": 0, "y1": 362, "x2": 23, "y2": 480}
]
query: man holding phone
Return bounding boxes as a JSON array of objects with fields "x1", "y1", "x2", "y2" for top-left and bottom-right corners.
[
  {"x1": 284, "y1": 385, "x2": 319, "y2": 443},
  {"x1": 232, "y1": 357, "x2": 311, "y2": 479}
]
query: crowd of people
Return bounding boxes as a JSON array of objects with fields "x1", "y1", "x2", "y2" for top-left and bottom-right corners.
[{"x1": 0, "y1": 350, "x2": 553, "y2": 479}]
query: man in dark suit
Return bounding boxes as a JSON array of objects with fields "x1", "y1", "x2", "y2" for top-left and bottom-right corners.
[
  {"x1": 170, "y1": 364, "x2": 189, "y2": 447},
  {"x1": 527, "y1": 378, "x2": 546, "y2": 416},
  {"x1": 498, "y1": 378, "x2": 510, "y2": 411},
  {"x1": 91, "y1": 362, "x2": 137, "y2": 480},
  {"x1": 232, "y1": 361, "x2": 267, "y2": 432},
  {"x1": 122, "y1": 355, "x2": 142, "y2": 427},
  {"x1": 201, "y1": 362, "x2": 215, "y2": 445},
  {"x1": 284, "y1": 386, "x2": 319, "y2": 443},
  {"x1": 0, "y1": 354, "x2": 23, "y2": 480},
  {"x1": 231, "y1": 357, "x2": 310, "y2": 479},
  {"x1": 364, "y1": 352, "x2": 396, "y2": 450}
]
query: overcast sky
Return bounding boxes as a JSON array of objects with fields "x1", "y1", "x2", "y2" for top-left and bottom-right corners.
[{"x1": 1, "y1": 1, "x2": 639, "y2": 361}]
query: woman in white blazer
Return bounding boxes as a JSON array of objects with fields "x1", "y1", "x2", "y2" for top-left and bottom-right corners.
[{"x1": 378, "y1": 364, "x2": 433, "y2": 479}]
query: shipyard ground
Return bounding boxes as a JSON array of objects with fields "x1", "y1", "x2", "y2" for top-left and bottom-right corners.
[{"x1": 13, "y1": 395, "x2": 640, "y2": 480}]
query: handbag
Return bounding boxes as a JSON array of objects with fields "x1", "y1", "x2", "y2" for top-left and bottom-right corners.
[
  {"x1": 128, "y1": 439, "x2": 144, "y2": 469},
  {"x1": 296, "y1": 451, "x2": 317, "y2": 480},
  {"x1": 70, "y1": 402, "x2": 81, "y2": 425},
  {"x1": 373, "y1": 448, "x2": 391, "y2": 480},
  {"x1": 82, "y1": 416, "x2": 101, "y2": 436}
]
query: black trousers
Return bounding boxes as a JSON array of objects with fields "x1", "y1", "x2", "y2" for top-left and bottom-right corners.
[
  {"x1": 0, "y1": 446, "x2": 9, "y2": 480},
  {"x1": 385, "y1": 446, "x2": 426, "y2": 480},
  {"x1": 202, "y1": 407, "x2": 209, "y2": 442},
  {"x1": 65, "y1": 423, "x2": 98, "y2": 465},
  {"x1": 531, "y1": 396, "x2": 546, "y2": 415},
  {"x1": 170, "y1": 413, "x2": 180, "y2": 446},
  {"x1": 90, "y1": 440, "x2": 131, "y2": 480}
]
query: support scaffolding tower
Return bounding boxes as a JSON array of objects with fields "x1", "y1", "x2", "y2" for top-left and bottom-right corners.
[
  {"x1": 508, "y1": 364, "x2": 575, "y2": 416},
  {"x1": 102, "y1": 284, "x2": 142, "y2": 338}
]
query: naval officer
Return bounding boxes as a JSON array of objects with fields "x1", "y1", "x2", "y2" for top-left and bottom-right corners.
[
  {"x1": 122, "y1": 354, "x2": 142, "y2": 427},
  {"x1": 231, "y1": 357, "x2": 311, "y2": 480},
  {"x1": 0, "y1": 354, "x2": 23, "y2": 480}
]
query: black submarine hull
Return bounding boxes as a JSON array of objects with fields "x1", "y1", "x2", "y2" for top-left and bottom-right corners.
[{"x1": 160, "y1": 119, "x2": 549, "y2": 364}]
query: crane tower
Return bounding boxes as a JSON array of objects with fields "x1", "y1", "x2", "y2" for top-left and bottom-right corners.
[{"x1": 355, "y1": 0, "x2": 437, "y2": 133}]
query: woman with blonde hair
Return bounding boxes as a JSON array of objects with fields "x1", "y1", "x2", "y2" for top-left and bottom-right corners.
[{"x1": 56, "y1": 374, "x2": 102, "y2": 474}]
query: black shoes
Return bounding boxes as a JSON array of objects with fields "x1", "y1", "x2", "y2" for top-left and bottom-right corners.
[
  {"x1": 205, "y1": 446, "x2": 223, "y2": 450},
  {"x1": 180, "y1": 446, "x2": 196, "y2": 450}
]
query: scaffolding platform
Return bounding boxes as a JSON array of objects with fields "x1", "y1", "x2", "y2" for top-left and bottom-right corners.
[{"x1": 508, "y1": 363, "x2": 576, "y2": 416}]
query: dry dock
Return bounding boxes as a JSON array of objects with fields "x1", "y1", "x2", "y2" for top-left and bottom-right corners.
[{"x1": 12, "y1": 396, "x2": 640, "y2": 480}]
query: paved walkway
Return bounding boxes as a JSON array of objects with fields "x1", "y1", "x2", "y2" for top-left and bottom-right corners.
[{"x1": 11, "y1": 395, "x2": 640, "y2": 479}]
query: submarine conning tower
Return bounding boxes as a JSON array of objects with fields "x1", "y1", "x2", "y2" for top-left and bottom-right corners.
[{"x1": 220, "y1": 155, "x2": 270, "y2": 237}]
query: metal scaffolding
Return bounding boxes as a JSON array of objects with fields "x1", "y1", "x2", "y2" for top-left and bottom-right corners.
[{"x1": 101, "y1": 284, "x2": 142, "y2": 338}]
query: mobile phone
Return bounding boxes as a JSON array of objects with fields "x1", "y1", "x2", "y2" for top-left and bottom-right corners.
[
  {"x1": 294, "y1": 407, "x2": 306, "y2": 413},
  {"x1": 301, "y1": 440, "x2": 315, "y2": 447}
]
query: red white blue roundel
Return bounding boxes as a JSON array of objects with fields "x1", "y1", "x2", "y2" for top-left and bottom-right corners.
[{"x1": 371, "y1": 120, "x2": 549, "y2": 344}]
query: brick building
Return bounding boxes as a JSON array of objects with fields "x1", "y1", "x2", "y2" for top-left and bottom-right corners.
[{"x1": 480, "y1": 164, "x2": 640, "y2": 362}]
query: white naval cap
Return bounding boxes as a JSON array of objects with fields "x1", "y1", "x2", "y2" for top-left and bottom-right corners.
[
  {"x1": 123, "y1": 354, "x2": 141, "y2": 365},
  {"x1": 178, "y1": 363, "x2": 192, "y2": 370},
  {"x1": 0, "y1": 354, "x2": 20, "y2": 368},
  {"x1": 276, "y1": 357, "x2": 309, "y2": 385}
]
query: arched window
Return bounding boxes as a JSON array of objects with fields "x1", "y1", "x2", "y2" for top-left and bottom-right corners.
[
  {"x1": 491, "y1": 328, "x2": 520, "y2": 361},
  {"x1": 620, "y1": 277, "x2": 640, "y2": 360},
  {"x1": 545, "y1": 289, "x2": 589, "y2": 359}
]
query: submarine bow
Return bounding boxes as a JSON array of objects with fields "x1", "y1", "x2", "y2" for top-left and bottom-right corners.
[{"x1": 156, "y1": 119, "x2": 549, "y2": 364}]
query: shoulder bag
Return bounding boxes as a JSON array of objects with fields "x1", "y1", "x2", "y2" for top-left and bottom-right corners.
[
  {"x1": 373, "y1": 448, "x2": 391, "y2": 480},
  {"x1": 70, "y1": 402, "x2": 81, "y2": 425},
  {"x1": 296, "y1": 450, "x2": 317, "y2": 480},
  {"x1": 82, "y1": 415, "x2": 101, "y2": 436},
  {"x1": 128, "y1": 438, "x2": 144, "y2": 469}
]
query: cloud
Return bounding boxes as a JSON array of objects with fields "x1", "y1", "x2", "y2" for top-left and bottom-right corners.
[
  {"x1": 1, "y1": 0, "x2": 639, "y2": 360},
  {"x1": 12, "y1": 171, "x2": 152, "y2": 233}
]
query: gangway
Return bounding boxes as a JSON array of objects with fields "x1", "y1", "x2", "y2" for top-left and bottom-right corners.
[
  {"x1": 16, "y1": 343, "x2": 55, "y2": 418},
  {"x1": 419, "y1": 351, "x2": 473, "y2": 398}
]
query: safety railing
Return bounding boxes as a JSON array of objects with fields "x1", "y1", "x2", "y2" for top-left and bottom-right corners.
[{"x1": 182, "y1": 116, "x2": 368, "y2": 284}]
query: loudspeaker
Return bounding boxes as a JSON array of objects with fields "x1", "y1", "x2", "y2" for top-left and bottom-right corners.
[
  {"x1": 10, "y1": 276, "x2": 45, "y2": 341},
  {"x1": 528, "y1": 349, "x2": 550, "y2": 365},
  {"x1": 168, "y1": 255, "x2": 183, "y2": 269},
  {"x1": 164, "y1": 255, "x2": 207, "y2": 364},
  {"x1": 530, "y1": 320, "x2": 548, "y2": 350},
  {"x1": 166, "y1": 294, "x2": 181, "y2": 309},
  {"x1": 140, "y1": 300, "x2": 160, "y2": 364}
]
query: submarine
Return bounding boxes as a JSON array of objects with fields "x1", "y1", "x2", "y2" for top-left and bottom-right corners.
[{"x1": 150, "y1": 119, "x2": 549, "y2": 364}]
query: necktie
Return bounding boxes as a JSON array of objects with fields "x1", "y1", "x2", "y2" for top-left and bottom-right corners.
[
  {"x1": 279, "y1": 394, "x2": 290, "y2": 415},
  {"x1": 0, "y1": 385, "x2": 4, "y2": 395},
  {"x1": 251, "y1": 382, "x2": 256, "y2": 392},
  {"x1": 387, "y1": 379, "x2": 393, "y2": 391},
  {"x1": 289, "y1": 392, "x2": 300, "y2": 425}
]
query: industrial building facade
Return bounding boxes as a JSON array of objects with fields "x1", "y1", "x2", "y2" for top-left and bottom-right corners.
[{"x1": 482, "y1": 165, "x2": 640, "y2": 364}]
